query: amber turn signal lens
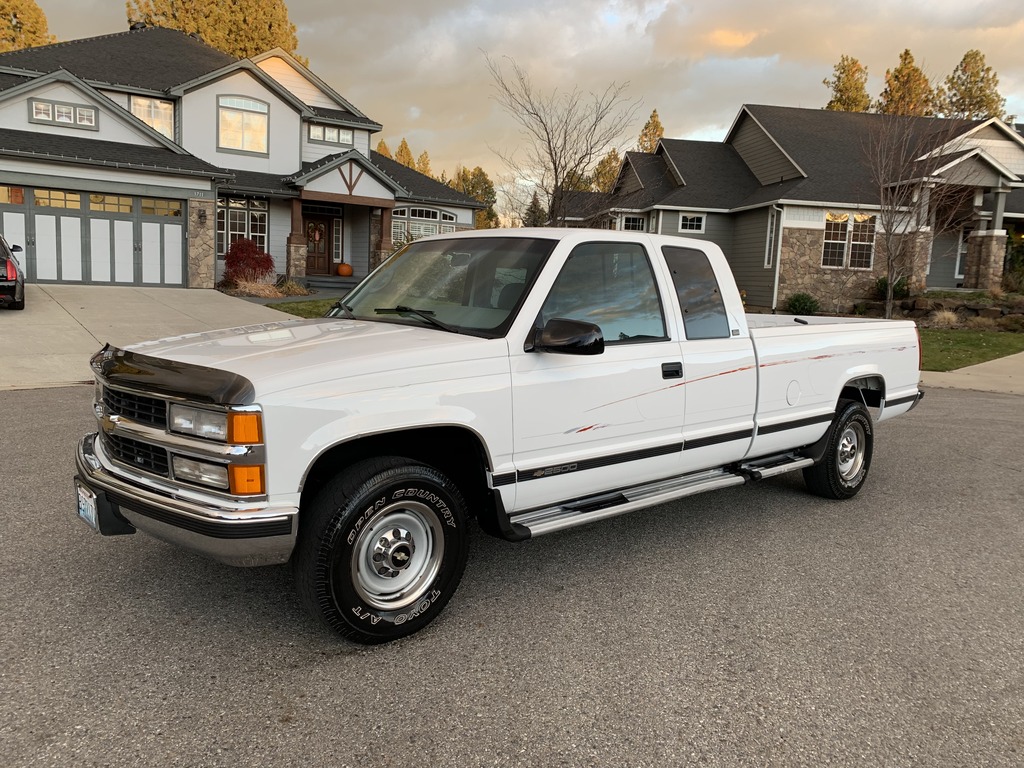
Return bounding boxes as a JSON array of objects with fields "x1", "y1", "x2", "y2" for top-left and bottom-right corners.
[
  {"x1": 228, "y1": 413, "x2": 262, "y2": 444},
  {"x1": 229, "y1": 465, "x2": 265, "y2": 495}
]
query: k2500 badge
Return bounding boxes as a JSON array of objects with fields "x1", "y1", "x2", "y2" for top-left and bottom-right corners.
[{"x1": 533, "y1": 463, "x2": 578, "y2": 478}]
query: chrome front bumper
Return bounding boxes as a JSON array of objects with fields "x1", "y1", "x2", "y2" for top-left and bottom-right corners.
[{"x1": 76, "y1": 433, "x2": 297, "y2": 567}]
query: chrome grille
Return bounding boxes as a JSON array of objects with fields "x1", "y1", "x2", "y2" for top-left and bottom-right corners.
[
  {"x1": 103, "y1": 432, "x2": 170, "y2": 476},
  {"x1": 103, "y1": 387, "x2": 167, "y2": 428}
]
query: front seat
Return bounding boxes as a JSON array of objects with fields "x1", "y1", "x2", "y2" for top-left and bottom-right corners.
[{"x1": 496, "y1": 282, "x2": 524, "y2": 310}]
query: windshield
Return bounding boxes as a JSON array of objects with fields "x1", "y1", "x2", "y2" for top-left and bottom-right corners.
[{"x1": 328, "y1": 236, "x2": 556, "y2": 337}]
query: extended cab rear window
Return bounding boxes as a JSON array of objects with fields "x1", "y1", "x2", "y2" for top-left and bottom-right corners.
[{"x1": 662, "y1": 246, "x2": 730, "y2": 340}]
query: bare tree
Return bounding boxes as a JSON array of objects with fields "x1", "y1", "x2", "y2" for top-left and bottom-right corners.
[
  {"x1": 485, "y1": 54, "x2": 640, "y2": 226},
  {"x1": 863, "y1": 115, "x2": 975, "y2": 317}
]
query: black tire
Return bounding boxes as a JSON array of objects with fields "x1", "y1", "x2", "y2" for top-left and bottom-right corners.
[
  {"x1": 293, "y1": 457, "x2": 469, "y2": 644},
  {"x1": 803, "y1": 400, "x2": 874, "y2": 500},
  {"x1": 11, "y1": 298, "x2": 24, "y2": 310}
]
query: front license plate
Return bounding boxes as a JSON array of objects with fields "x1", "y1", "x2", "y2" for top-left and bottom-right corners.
[{"x1": 76, "y1": 482, "x2": 99, "y2": 531}]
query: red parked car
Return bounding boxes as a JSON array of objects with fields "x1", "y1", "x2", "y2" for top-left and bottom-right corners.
[{"x1": 1, "y1": 233, "x2": 25, "y2": 310}]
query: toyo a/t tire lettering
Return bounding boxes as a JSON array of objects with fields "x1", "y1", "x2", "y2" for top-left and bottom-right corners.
[{"x1": 294, "y1": 457, "x2": 469, "y2": 644}]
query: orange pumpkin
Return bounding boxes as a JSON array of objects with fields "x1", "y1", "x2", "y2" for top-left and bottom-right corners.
[{"x1": 337, "y1": 263, "x2": 353, "y2": 277}]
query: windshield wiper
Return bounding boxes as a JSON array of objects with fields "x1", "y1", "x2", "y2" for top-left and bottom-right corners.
[
  {"x1": 374, "y1": 305, "x2": 461, "y2": 334},
  {"x1": 327, "y1": 301, "x2": 356, "y2": 319}
]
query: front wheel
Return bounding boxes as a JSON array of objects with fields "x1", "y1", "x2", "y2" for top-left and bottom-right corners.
[
  {"x1": 293, "y1": 457, "x2": 469, "y2": 644},
  {"x1": 803, "y1": 400, "x2": 873, "y2": 499}
]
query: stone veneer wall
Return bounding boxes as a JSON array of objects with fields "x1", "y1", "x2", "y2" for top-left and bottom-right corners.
[
  {"x1": 778, "y1": 227, "x2": 933, "y2": 311},
  {"x1": 286, "y1": 234, "x2": 306, "y2": 280},
  {"x1": 369, "y1": 210, "x2": 388, "y2": 270},
  {"x1": 187, "y1": 198, "x2": 216, "y2": 289},
  {"x1": 963, "y1": 231, "x2": 1007, "y2": 292}
]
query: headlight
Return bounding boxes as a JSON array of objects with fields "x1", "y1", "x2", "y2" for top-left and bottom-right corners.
[
  {"x1": 169, "y1": 404, "x2": 229, "y2": 441},
  {"x1": 172, "y1": 456, "x2": 229, "y2": 490}
]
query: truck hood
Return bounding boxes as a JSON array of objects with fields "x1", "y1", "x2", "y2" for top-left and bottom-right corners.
[{"x1": 125, "y1": 318, "x2": 508, "y2": 398}]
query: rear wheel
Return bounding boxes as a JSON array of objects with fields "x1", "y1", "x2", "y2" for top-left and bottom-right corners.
[
  {"x1": 803, "y1": 400, "x2": 873, "y2": 499},
  {"x1": 293, "y1": 457, "x2": 469, "y2": 644},
  {"x1": 11, "y1": 299, "x2": 24, "y2": 310}
]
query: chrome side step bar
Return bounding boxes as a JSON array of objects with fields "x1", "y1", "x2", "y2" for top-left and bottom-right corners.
[{"x1": 509, "y1": 452, "x2": 815, "y2": 537}]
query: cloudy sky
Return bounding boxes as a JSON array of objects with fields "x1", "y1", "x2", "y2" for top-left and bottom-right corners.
[{"x1": 38, "y1": 0, "x2": 1024, "y2": 182}]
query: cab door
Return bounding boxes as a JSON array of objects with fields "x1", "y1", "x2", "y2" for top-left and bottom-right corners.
[
  {"x1": 509, "y1": 240, "x2": 686, "y2": 511},
  {"x1": 661, "y1": 245, "x2": 757, "y2": 471}
]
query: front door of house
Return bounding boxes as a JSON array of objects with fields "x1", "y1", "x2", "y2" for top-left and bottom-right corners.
[{"x1": 305, "y1": 216, "x2": 331, "y2": 275}]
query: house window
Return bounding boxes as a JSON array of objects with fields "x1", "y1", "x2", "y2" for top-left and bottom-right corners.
[
  {"x1": 392, "y1": 208, "x2": 448, "y2": 242},
  {"x1": 764, "y1": 208, "x2": 779, "y2": 269},
  {"x1": 131, "y1": 96, "x2": 174, "y2": 139},
  {"x1": 0, "y1": 186, "x2": 25, "y2": 205},
  {"x1": 141, "y1": 198, "x2": 182, "y2": 217},
  {"x1": 89, "y1": 194, "x2": 132, "y2": 213},
  {"x1": 34, "y1": 189, "x2": 81, "y2": 209},
  {"x1": 623, "y1": 216, "x2": 646, "y2": 231},
  {"x1": 29, "y1": 99, "x2": 98, "y2": 130},
  {"x1": 956, "y1": 227, "x2": 972, "y2": 280},
  {"x1": 216, "y1": 198, "x2": 268, "y2": 255},
  {"x1": 308, "y1": 124, "x2": 354, "y2": 146},
  {"x1": 822, "y1": 212, "x2": 876, "y2": 270},
  {"x1": 218, "y1": 96, "x2": 268, "y2": 154},
  {"x1": 679, "y1": 214, "x2": 705, "y2": 233},
  {"x1": 333, "y1": 218, "x2": 343, "y2": 262}
]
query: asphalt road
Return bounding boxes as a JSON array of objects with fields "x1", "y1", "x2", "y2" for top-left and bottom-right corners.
[{"x1": 1, "y1": 386, "x2": 1021, "y2": 767}]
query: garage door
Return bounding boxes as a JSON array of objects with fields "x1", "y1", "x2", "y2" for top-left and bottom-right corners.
[{"x1": 0, "y1": 186, "x2": 185, "y2": 286}]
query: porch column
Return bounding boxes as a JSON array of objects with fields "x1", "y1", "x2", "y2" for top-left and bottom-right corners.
[
  {"x1": 962, "y1": 230, "x2": 1007, "y2": 291},
  {"x1": 993, "y1": 186, "x2": 1008, "y2": 231},
  {"x1": 381, "y1": 207, "x2": 393, "y2": 252},
  {"x1": 286, "y1": 198, "x2": 306, "y2": 280},
  {"x1": 187, "y1": 197, "x2": 216, "y2": 288}
]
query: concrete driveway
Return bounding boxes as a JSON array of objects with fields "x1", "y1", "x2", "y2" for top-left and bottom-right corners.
[{"x1": 0, "y1": 284, "x2": 293, "y2": 390}]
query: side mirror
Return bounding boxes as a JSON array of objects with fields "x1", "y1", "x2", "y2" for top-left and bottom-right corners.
[
  {"x1": 10, "y1": 244, "x2": 22, "y2": 253},
  {"x1": 529, "y1": 318, "x2": 604, "y2": 355}
]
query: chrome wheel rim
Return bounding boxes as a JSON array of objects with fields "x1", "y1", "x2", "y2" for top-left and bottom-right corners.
[
  {"x1": 837, "y1": 422, "x2": 866, "y2": 481},
  {"x1": 350, "y1": 500, "x2": 443, "y2": 611}
]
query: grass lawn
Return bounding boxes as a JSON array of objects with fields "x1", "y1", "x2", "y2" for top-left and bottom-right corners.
[
  {"x1": 920, "y1": 329, "x2": 1024, "y2": 371},
  {"x1": 272, "y1": 299, "x2": 1023, "y2": 373},
  {"x1": 272, "y1": 298, "x2": 339, "y2": 318}
]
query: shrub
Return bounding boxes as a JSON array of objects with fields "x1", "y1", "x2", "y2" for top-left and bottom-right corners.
[
  {"x1": 998, "y1": 314, "x2": 1024, "y2": 333},
  {"x1": 223, "y1": 238, "x2": 274, "y2": 286},
  {"x1": 875, "y1": 276, "x2": 910, "y2": 300},
  {"x1": 277, "y1": 279, "x2": 311, "y2": 297},
  {"x1": 965, "y1": 315, "x2": 998, "y2": 330},
  {"x1": 929, "y1": 309, "x2": 959, "y2": 328},
  {"x1": 785, "y1": 292, "x2": 820, "y2": 315}
]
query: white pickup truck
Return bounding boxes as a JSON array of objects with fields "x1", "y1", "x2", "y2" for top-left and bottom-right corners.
[{"x1": 75, "y1": 229, "x2": 923, "y2": 643}]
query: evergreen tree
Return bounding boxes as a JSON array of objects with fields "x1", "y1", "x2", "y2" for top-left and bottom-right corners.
[
  {"x1": 876, "y1": 49, "x2": 935, "y2": 116},
  {"x1": 636, "y1": 109, "x2": 664, "y2": 153},
  {"x1": 591, "y1": 148, "x2": 621, "y2": 193},
  {"x1": 448, "y1": 166, "x2": 499, "y2": 229},
  {"x1": 375, "y1": 139, "x2": 392, "y2": 159},
  {"x1": 522, "y1": 191, "x2": 547, "y2": 227},
  {"x1": 823, "y1": 55, "x2": 870, "y2": 112},
  {"x1": 1, "y1": 0, "x2": 56, "y2": 52},
  {"x1": 939, "y1": 49, "x2": 1009, "y2": 121},
  {"x1": 415, "y1": 150, "x2": 432, "y2": 178},
  {"x1": 126, "y1": 0, "x2": 306, "y2": 64},
  {"x1": 394, "y1": 138, "x2": 415, "y2": 168}
]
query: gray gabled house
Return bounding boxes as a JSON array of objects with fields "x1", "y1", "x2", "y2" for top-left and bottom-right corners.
[
  {"x1": 0, "y1": 25, "x2": 480, "y2": 289},
  {"x1": 575, "y1": 105, "x2": 1024, "y2": 309}
]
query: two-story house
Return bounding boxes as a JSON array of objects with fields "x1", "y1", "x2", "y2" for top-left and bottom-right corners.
[
  {"x1": 570, "y1": 105, "x2": 1024, "y2": 309},
  {"x1": 0, "y1": 24, "x2": 480, "y2": 289}
]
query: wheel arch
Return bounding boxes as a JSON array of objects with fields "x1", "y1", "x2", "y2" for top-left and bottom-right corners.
[
  {"x1": 839, "y1": 374, "x2": 886, "y2": 410},
  {"x1": 298, "y1": 425, "x2": 498, "y2": 532}
]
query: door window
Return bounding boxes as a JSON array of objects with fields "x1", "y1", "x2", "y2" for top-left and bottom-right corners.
[{"x1": 539, "y1": 242, "x2": 666, "y2": 343}]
